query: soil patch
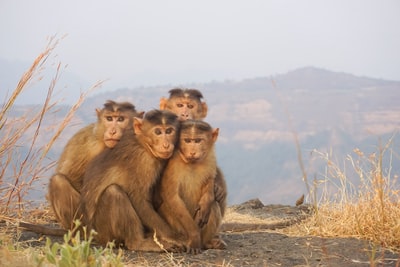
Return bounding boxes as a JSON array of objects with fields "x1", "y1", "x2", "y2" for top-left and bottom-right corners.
[{"x1": 14, "y1": 199, "x2": 400, "y2": 266}]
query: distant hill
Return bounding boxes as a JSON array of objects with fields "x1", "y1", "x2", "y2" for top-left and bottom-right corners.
[{"x1": 3, "y1": 67, "x2": 400, "y2": 205}]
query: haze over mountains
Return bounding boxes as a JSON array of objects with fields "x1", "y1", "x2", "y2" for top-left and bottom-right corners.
[{"x1": 2, "y1": 67, "x2": 399, "y2": 205}]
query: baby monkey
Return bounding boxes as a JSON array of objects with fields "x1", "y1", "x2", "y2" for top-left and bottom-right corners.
[
  {"x1": 157, "y1": 120, "x2": 226, "y2": 254},
  {"x1": 160, "y1": 88, "x2": 227, "y2": 216}
]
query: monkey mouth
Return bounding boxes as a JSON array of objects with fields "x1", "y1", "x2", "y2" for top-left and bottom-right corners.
[
  {"x1": 145, "y1": 144, "x2": 174, "y2": 159},
  {"x1": 185, "y1": 156, "x2": 201, "y2": 163},
  {"x1": 179, "y1": 151, "x2": 201, "y2": 163},
  {"x1": 156, "y1": 151, "x2": 174, "y2": 159},
  {"x1": 104, "y1": 138, "x2": 120, "y2": 148},
  {"x1": 105, "y1": 138, "x2": 120, "y2": 141}
]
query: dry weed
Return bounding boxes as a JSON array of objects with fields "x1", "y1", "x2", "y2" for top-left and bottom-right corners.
[
  {"x1": 287, "y1": 134, "x2": 400, "y2": 250},
  {"x1": 0, "y1": 36, "x2": 102, "y2": 217}
]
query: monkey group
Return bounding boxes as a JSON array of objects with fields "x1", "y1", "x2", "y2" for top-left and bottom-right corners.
[{"x1": 46, "y1": 88, "x2": 227, "y2": 253}]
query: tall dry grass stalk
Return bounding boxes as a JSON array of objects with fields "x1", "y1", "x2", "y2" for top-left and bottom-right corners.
[
  {"x1": 0, "y1": 36, "x2": 102, "y2": 216},
  {"x1": 293, "y1": 134, "x2": 400, "y2": 250}
]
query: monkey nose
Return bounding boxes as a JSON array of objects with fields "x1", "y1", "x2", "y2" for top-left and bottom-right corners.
[{"x1": 163, "y1": 142, "x2": 170, "y2": 149}]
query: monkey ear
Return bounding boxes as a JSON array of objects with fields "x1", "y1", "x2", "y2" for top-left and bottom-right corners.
[
  {"x1": 212, "y1": 128, "x2": 219, "y2": 142},
  {"x1": 95, "y1": 108, "x2": 101, "y2": 117},
  {"x1": 137, "y1": 111, "x2": 145, "y2": 119},
  {"x1": 159, "y1": 97, "x2": 168, "y2": 110},
  {"x1": 201, "y1": 102, "x2": 208, "y2": 119},
  {"x1": 133, "y1": 117, "x2": 143, "y2": 135}
]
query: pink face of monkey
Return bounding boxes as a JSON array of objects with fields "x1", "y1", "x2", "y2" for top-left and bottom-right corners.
[
  {"x1": 178, "y1": 121, "x2": 219, "y2": 163},
  {"x1": 159, "y1": 89, "x2": 208, "y2": 121}
]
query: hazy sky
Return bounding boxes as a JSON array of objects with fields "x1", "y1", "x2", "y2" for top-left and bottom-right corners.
[{"x1": 1, "y1": 0, "x2": 399, "y2": 92}]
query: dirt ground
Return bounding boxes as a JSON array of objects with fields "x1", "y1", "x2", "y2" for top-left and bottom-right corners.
[
  {"x1": 124, "y1": 199, "x2": 399, "y2": 266},
  {"x1": 126, "y1": 231, "x2": 399, "y2": 267},
  {"x1": 16, "y1": 199, "x2": 400, "y2": 266}
]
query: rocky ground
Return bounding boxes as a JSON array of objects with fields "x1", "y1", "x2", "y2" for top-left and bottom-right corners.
[{"x1": 15, "y1": 199, "x2": 400, "y2": 266}]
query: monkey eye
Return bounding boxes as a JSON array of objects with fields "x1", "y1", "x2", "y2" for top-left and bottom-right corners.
[
  {"x1": 194, "y1": 138, "x2": 202, "y2": 143},
  {"x1": 106, "y1": 116, "x2": 113, "y2": 121},
  {"x1": 165, "y1": 127, "x2": 174, "y2": 134},
  {"x1": 154, "y1": 128, "x2": 162, "y2": 135},
  {"x1": 117, "y1": 116, "x2": 125, "y2": 122},
  {"x1": 187, "y1": 104, "x2": 194, "y2": 109},
  {"x1": 176, "y1": 103, "x2": 184, "y2": 108},
  {"x1": 184, "y1": 138, "x2": 191, "y2": 143}
]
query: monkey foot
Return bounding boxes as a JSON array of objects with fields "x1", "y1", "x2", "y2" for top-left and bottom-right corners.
[{"x1": 204, "y1": 238, "x2": 227, "y2": 250}]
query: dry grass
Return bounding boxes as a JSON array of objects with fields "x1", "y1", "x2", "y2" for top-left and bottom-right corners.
[
  {"x1": 1, "y1": 41, "x2": 398, "y2": 266},
  {"x1": 0, "y1": 36, "x2": 101, "y2": 216},
  {"x1": 0, "y1": 36, "x2": 233, "y2": 267},
  {"x1": 283, "y1": 134, "x2": 400, "y2": 251},
  {"x1": 0, "y1": 37, "x2": 106, "y2": 266}
]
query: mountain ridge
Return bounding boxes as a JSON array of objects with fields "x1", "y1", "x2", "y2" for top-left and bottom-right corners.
[{"x1": 2, "y1": 66, "x2": 399, "y2": 205}]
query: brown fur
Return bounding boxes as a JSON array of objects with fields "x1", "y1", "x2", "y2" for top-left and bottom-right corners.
[
  {"x1": 156, "y1": 120, "x2": 226, "y2": 253},
  {"x1": 80, "y1": 110, "x2": 183, "y2": 252},
  {"x1": 160, "y1": 88, "x2": 227, "y2": 217},
  {"x1": 47, "y1": 100, "x2": 142, "y2": 230}
]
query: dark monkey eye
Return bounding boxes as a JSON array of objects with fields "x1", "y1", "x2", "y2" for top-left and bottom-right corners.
[
  {"x1": 165, "y1": 128, "x2": 174, "y2": 134},
  {"x1": 117, "y1": 116, "x2": 125, "y2": 122},
  {"x1": 154, "y1": 128, "x2": 162, "y2": 135},
  {"x1": 106, "y1": 116, "x2": 113, "y2": 121}
]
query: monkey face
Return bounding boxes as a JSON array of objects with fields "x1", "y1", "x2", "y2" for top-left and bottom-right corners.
[
  {"x1": 96, "y1": 101, "x2": 143, "y2": 148},
  {"x1": 144, "y1": 125, "x2": 178, "y2": 159},
  {"x1": 178, "y1": 120, "x2": 219, "y2": 163},
  {"x1": 134, "y1": 110, "x2": 180, "y2": 159},
  {"x1": 168, "y1": 97, "x2": 201, "y2": 121},
  {"x1": 102, "y1": 111, "x2": 131, "y2": 148},
  {"x1": 179, "y1": 132, "x2": 212, "y2": 163},
  {"x1": 159, "y1": 88, "x2": 208, "y2": 121}
]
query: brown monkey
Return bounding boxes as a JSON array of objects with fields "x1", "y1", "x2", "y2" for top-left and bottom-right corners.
[
  {"x1": 81, "y1": 110, "x2": 183, "y2": 252},
  {"x1": 159, "y1": 88, "x2": 227, "y2": 216},
  {"x1": 159, "y1": 88, "x2": 208, "y2": 121},
  {"x1": 157, "y1": 120, "x2": 226, "y2": 253},
  {"x1": 47, "y1": 100, "x2": 143, "y2": 230}
]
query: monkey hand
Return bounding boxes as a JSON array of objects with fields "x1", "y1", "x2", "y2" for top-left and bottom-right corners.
[
  {"x1": 185, "y1": 234, "x2": 202, "y2": 254},
  {"x1": 214, "y1": 183, "x2": 226, "y2": 203},
  {"x1": 194, "y1": 206, "x2": 211, "y2": 228},
  {"x1": 185, "y1": 245, "x2": 202, "y2": 255},
  {"x1": 161, "y1": 239, "x2": 186, "y2": 253},
  {"x1": 158, "y1": 233, "x2": 187, "y2": 253}
]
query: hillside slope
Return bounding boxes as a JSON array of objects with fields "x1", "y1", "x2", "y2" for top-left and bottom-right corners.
[{"x1": 4, "y1": 67, "x2": 400, "y2": 205}]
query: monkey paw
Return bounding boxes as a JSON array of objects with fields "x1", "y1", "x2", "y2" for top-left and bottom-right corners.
[
  {"x1": 184, "y1": 235, "x2": 202, "y2": 254},
  {"x1": 204, "y1": 238, "x2": 227, "y2": 250},
  {"x1": 214, "y1": 184, "x2": 226, "y2": 203},
  {"x1": 194, "y1": 207, "x2": 210, "y2": 228},
  {"x1": 185, "y1": 246, "x2": 202, "y2": 255}
]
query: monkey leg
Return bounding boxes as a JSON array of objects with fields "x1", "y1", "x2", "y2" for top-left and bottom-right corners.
[
  {"x1": 201, "y1": 202, "x2": 227, "y2": 250},
  {"x1": 48, "y1": 174, "x2": 81, "y2": 230},
  {"x1": 158, "y1": 203, "x2": 201, "y2": 254},
  {"x1": 92, "y1": 184, "x2": 171, "y2": 252}
]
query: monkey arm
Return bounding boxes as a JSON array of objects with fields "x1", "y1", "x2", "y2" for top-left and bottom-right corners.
[
  {"x1": 162, "y1": 195, "x2": 202, "y2": 253},
  {"x1": 129, "y1": 189, "x2": 179, "y2": 243},
  {"x1": 159, "y1": 172, "x2": 202, "y2": 251},
  {"x1": 214, "y1": 167, "x2": 227, "y2": 216},
  {"x1": 194, "y1": 177, "x2": 215, "y2": 228}
]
